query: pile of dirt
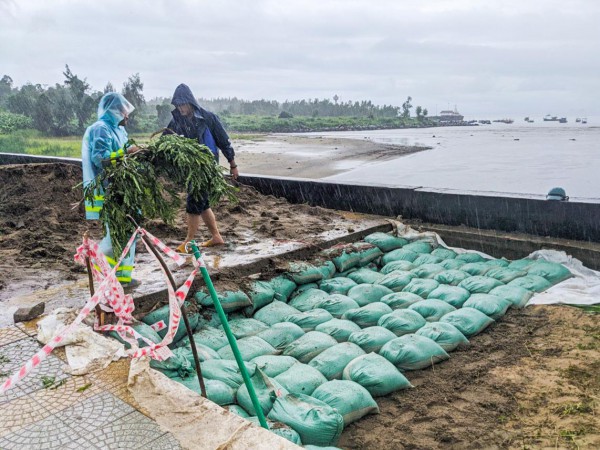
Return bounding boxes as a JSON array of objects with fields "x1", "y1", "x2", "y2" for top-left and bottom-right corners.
[
  {"x1": 0, "y1": 163, "x2": 344, "y2": 296},
  {"x1": 340, "y1": 305, "x2": 599, "y2": 449}
]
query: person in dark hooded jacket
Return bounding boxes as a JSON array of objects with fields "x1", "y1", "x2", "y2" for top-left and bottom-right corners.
[{"x1": 165, "y1": 84, "x2": 238, "y2": 251}]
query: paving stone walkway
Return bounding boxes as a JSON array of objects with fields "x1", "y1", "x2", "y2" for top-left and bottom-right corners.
[{"x1": 0, "y1": 324, "x2": 181, "y2": 449}]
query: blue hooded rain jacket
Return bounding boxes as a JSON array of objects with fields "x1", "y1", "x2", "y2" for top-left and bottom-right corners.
[{"x1": 81, "y1": 92, "x2": 136, "y2": 283}]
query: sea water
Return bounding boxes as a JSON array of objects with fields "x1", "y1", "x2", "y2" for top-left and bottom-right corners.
[{"x1": 314, "y1": 120, "x2": 600, "y2": 202}]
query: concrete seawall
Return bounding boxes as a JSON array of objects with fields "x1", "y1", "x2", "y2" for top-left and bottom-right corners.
[{"x1": 237, "y1": 174, "x2": 600, "y2": 243}]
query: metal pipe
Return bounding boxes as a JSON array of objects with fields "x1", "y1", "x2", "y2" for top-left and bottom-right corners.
[{"x1": 189, "y1": 240, "x2": 269, "y2": 430}]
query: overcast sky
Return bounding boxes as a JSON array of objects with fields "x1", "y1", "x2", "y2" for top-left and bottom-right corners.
[{"x1": 1, "y1": 0, "x2": 599, "y2": 117}]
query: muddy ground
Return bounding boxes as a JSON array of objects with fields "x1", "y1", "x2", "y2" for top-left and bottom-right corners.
[
  {"x1": 1, "y1": 162, "x2": 598, "y2": 449},
  {"x1": 0, "y1": 162, "x2": 346, "y2": 300}
]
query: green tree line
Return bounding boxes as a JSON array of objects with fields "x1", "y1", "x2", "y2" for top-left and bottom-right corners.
[{"x1": 1, "y1": 68, "x2": 431, "y2": 136}]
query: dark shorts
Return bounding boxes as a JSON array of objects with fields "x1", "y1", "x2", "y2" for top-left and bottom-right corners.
[{"x1": 186, "y1": 191, "x2": 210, "y2": 215}]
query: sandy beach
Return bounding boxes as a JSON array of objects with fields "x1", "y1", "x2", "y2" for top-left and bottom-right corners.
[{"x1": 228, "y1": 134, "x2": 429, "y2": 179}]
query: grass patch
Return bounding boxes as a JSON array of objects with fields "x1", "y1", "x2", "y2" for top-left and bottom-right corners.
[
  {"x1": 555, "y1": 401, "x2": 595, "y2": 416},
  {"x1": 0, "y1": 354, "x2": 10, "y2": 364}
]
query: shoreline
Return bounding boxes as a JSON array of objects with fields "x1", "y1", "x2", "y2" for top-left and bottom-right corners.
[{"x1": 229, "y1": 133, "x2": 429, "y2": 179}]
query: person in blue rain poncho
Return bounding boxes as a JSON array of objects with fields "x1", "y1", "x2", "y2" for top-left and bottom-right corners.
[
  {"x1": 164, "y1": 83, "x2": 239, "y2": 253},
  {"x1": 82, "y1": 92, "x2": 140, "y2": 288}
]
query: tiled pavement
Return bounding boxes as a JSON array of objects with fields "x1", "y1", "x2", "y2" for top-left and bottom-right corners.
[{"x1": 0, "y1": 325, "x2": 182, "y2": 449}]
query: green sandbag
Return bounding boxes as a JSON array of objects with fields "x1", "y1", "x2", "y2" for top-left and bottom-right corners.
[
  {"x1": 485, "y1": 267, "x2": 527, "y2": 283},
  {"x1": 256, "y1": 322, "x2": 305, "y2": 349},
  {"x1": 459, "y1": 262, "x2": 491, "y2": 276},
  {"x1": 377, "y1": 271, "x2": 415, "y2": 292},
  {"x1": 380, "y1": 292, "x2": 424, "y2": 309},
  {"x1": 221, "y1": 318, "x2": 269, "y2": 339},
  {"x1": 402, "y1": 240, "x2": 433, "y2": 254},
  {"x1": 141, "y1": 302, "x2": 199, "y2": 344},
  {"x1": 173, "y1": 343, "x2": 220, "y2": 368},
  {"x1": 286, "y1": 261, "x2": 324, "y2": 285},
  {"x1": 292, "y1": 283, "x2": 320, "y2": 296},
  {"x1": 507, "y1": 275, "x2": 552, "y2": 292},
  {"x1": 458, "y1": 276, "x2": 503, "y2": 294},
  {"x1": 237, "y1": 368, "x2": 289, "y2": 416},
  {"x1": 508, "y1": 259, "x2": 535, "y2": 271},
  {"x1": 176, "y1": 377, "x2": 236, "y2": 405},
  {"x1": 334, "y1": 267, "x2": 358, "y2": 278},
  {"x1": 308, "y1": 342, "x2": 366, "y2": 380},
  {"x1": 316, "y1": 260, "x2": 337, "y2": 280},
  {"x1": 410, "y1": 263, "x2": 445, "y2": 279},
  {"x1": 268, "y1": 394, "x2": 344, "y2": 446},
  {"x1": 343, "y1": 352, "x2": 412, "y2": 397},
  {"x1": 246, "y1": 417, "x2": 303, "y2": 445},
  {"x1": 284, "y1": 309, "x2": 334, "y2": 332},
  {"x1": 323, "y1": 244, "x2": 362, "y2": 272},
  {"x1": 244, "y1": 280, "x2": 276, "y2": 314},
  {"x1": 381, "y1": 248, "x2": 419, "y2": 265},
  {"x1": 489, "y1": 285, "x2": 534, "y2": 308},
  {"x1": 440, "y1": 307, "x2": 495, "y2": 337},
  {"x1": 347, "y1": 268, "x2": 384, "y2": 285},
  {"x1": 377, "y1": 309, "x2": 427, "y2": 336},
  {"x1": 402, "y1": 278, "x2": 440, "y2": 297},
  {"x1": 348, "y1": 326, "x2": 397, "y2": 353},
  {"x1": 455, "y1": 252, "x2": 487, "y2": 263},
  {"x1": 283, "y1": 331, "x2": 338, "y2": 363},
  {"x1": 108, "y1": 321, "x2": 162, "y2": 350},
  {"x1": 438, "y1": 259, "x2": 466, "y2": 270},
  {"x1": 150, "y1": 347, "x2": 194, "y2": 378},
  {"x1": 251, "y1": 355, "x2": 300, "y2": 377},
  {"x1": 315, "y1": 318, "x2": 362, "y2": 342},
  {"x1": 195, "y1": 309, "x2": 225, "y2": 330},
  {"x1": 408, "y1": 299, "x2": 456, "y2": 322},
  {"x1": 380, "y1": 260, "x2": 415, "y2": 275},
  {"x1": 415, "y1": 322, "x2": 469, "y2": 352},
  {"x1": 427, "y1": 285, "x2": 471, "y2": 308},
  {"x1": 226, "y1": 405, "x2": 250, "y2": 418},
  {"x1": 347, "y1": 284, "x2": 394, "y2": 306},
  {"x1": 526, "y1": 261, "x2": 572, "y2": 284},
  {"x1": 289, "y1": 289, "x2": 330, "y2": 312},
  {"x1": 270, "y1": 276, "x2": 297, "y2": 302},
  {"x1": 363, "y1": 232, "x2": 408, "y2": 252},
  {"x1": 275, "y1": 363, "x2": 328, "y2": 396},
  {"x1": 178, "y1": 327, "x2": 228, "y2": 351},
  {"x1": 254, "y1": 300, "x2": 300, "y2": 326},
  {"x1": 463, "y1": 293, "x2": 512, "y2": 320},
  {"x1": 412, "y1": 253, "x2": 443, "y2": 266},
  {"x1": 380, "y1": 334, "x2": 449, "y2": 370},
  {"x1": 431, "y1": 247, "x2": 457, "y2": 260},
  {"x1": 319, "y1": 277, "x2": 358, "y2": 295},
  {"x1": 434, "y1": 270, "x2": 471, "y2": 286},
  {"x1": 217, "y1": 335, "x2": 278, "y2": 361},
  {"x1": 196, "y1": 289, "x2": 252, "y2": 313},
  {"x1": 201, "y1": 359, "x2": 257, "y2": 389},
  {"x1": 352, "y1": 242, "x2": 384, "y2": 267},
  {"x1": 315, "y1": 294, "x2": 360, "y2": 318},
  {"x1": 485, "y1": 258, "x2": 510, "y2": 267},
  {"x1": 312, "y1": 380, "x2": 379, "y2": 426},
  {"x1": 342, "y1": 303, "x2": 393, "y2": 328}
]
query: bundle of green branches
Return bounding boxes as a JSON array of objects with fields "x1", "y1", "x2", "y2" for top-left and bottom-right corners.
[{"x1": 82, "y1": 134, "x2": 238, "y2": 254}]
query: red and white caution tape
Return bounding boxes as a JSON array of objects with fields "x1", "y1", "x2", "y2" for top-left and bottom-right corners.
[{"x1": 0, "y1": 228, "x2": 201, "y2": 394}]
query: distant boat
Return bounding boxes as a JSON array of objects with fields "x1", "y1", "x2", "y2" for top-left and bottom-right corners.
[
  {"x1": 493, "y1": 119, "x2": 514, "y2": 124},
  {"x1": 576, "y1": 118, "x2": 581, "y2": 123},
  {"x1": 478, "y1": 120, "x2": 491, "y2": 124},
  {"x1": 524, "y1": 117, "x2": 534, "y2": 123},
  {"x1": 544, "y1": 114, "x2": 559, "y2": 121},
  {"x1": 582, "y1": 118, "x2": 588, "y2": 124},
  {"x1": 559, "y1": 117, "x2": 567, "y2": 123}
]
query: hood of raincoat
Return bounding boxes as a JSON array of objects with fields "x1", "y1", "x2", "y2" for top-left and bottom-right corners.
[
  {"x1": 98, "y1": 92, "x2": 135, "y2": 127},
  {"x1": 171, "y1": 83, "x2": 202, "y2": 112}
]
